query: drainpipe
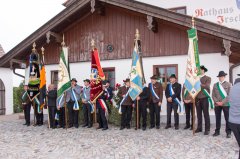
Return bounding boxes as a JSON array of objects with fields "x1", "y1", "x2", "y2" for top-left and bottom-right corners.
[
  {"x1": 229, "y1": 62, "x2": 240, "y2": 84},
  {"x1": 13, "y1": 68, "x2": 25, "y2": 79}
]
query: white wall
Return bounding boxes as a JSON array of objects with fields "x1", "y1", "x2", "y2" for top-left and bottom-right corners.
[
  {"x1": 0, "y1": 67, "x2": 13, "y2": 115},
  {"x1": 45, "y1": 53, "x2": 229, "y2": 115}
]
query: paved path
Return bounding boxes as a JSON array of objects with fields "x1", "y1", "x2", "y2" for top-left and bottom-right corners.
[{"x1": 0, "y1": 114, "x2": 239, "y2": 159}]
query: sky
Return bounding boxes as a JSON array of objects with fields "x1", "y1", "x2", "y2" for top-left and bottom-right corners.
[{"x1": 0, "y1": 0, "x2": 239, "y2": 86}]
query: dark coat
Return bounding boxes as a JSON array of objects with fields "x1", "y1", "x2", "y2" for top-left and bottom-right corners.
[
  {"x1": 117, "y1": 86, "x2": 133, "y2": 106},
  {"x1": 106, "y1": 86, "x2": 114, "y2": 100},
  {"x1": 47, "y1": 90, "x2": 57, "y2": 107},
  {"x1": 165, "y1": 82, "x2": 182, "y2": 101},
  {"x1": 134, "y1": 86, "x2": 149, "y2": 104},
  {"x1": 148, "y1": 82, "x2": 163, "y2": 103}
]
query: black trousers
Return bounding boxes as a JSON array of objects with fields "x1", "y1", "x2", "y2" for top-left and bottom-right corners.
[
  {"x1": 83, "y1": 103, "x2": 93, "y2": 126},
  {"x1": 67, "y1": 101, "x2": 79, "y2": 127},
  {"x1": 149, "y1": 102, "x2": 161, "y2": 127},
  {"x1": 167, "y1": 102, "x2": 179, "y2": 127},
  {"x1": 121, "y1": 105, "x2": 133, "y2": 127},
  {"x1": 185, "y1": 103, "x2": 193, "y2": 127},
  {"x1": 48, "y1": 106, "x2": 56, "y2": 128},
  {"x1": 135, "y1": 100, "x2": 147, "y2": 128},
  {"x1": 59, "y1": 107, "x2": 65, "y2": 127},
  {"x1": 229, "y1": 122, "x2": 240, "y2": 147},
  {"x1": 34, "y1": 106, "x2": 43, "y2": 125},
  {"x1": 214, "y1": 106, "x2": 231, "y2": 134},
  {"x1": 23, "y1": 103, "x2": 31, "y2": 124},
  {"x1": 196, "y1": 98, "x2": 210, "y2": 131},
  {"x1": 97, "y1": 104, "x2": 108, "y2": 129}
]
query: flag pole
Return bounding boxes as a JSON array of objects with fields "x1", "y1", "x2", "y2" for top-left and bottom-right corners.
[
  {"x1": 61, "y1": 35, "x2": 68, "y2": 130},
  {"x1": 136, "y1": 100, "x2": 139, "y2": 130},
  {"x1": 192, "y1": 16, "x2": 196, "y2": 136},
  {"x1": 41, "y1": 47, "x2": 50, "y2": 129},
  {"x1": 91, "y1": 39, "x2": 97, "y2": 124}
]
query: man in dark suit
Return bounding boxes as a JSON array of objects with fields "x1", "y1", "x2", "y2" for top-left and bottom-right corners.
[
  {"x1": 47, "y1": 84, "x2": 57, "y2": 129},
  {"x1": 117, "y1": 78, "x2": 133, "y2": 130},
  {"x1": 196, "y1": 65, "x2": 212, "y2": 135},
  {"x1": 165, "y1": 74, "x2": 182, "y2": 130},
  {"x1": 148, "y1": 75, "x2": 163, "y2": 129},
  {"x1": 22, "y1": 85, "x2": 31, "y2": 126},
  {"x1": 135, "y1": 82, "x2": 149, "y2": 130}
]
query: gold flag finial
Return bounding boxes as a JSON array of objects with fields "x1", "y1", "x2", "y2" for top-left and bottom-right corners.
[
  {"x1": 41, "y1": 47, "x2": 45, "y2": 55},
  {"x1": 192, "y1": 16, "x2": 195, "y2": 28},
  {"x1": 61, "y1": 34, "x2": 65, "y2": 46},
  {"x1": 91, "y1": 39, "x2": 95, "y2": 50},
  {"x1": 32, "y1": 42, "x2": 36, "y2": 52},
  {"x1": 135, "y1": 29, "x2": 140, "y2": 40}
]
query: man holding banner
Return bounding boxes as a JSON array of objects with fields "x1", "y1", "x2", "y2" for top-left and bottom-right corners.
[
  {"x1": 65, "y1": 78, "x2": 81, "y2": 128},
  {"x1": 195, "y1": 65, "x2": 212, "y2": 135},
  {"x1": 212, "y1": 71, "x2": 231, "y2": 138}
]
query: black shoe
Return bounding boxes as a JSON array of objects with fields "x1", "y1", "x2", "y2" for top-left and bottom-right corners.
[
  {"x1": 184, "y1": 125, "x2": 190, "y2": 129},
  {"x1": 165, "y1": 125, "x2": 171, "y2": 129},
  {"x1": 204, "y1": 131, "x2": 210, "y2": 135},
  {"x1": 96, "y1": 126, "x2": 103, "y2": 129},
  {"x1": 149, "y1": 126, "x2": 155, "y2": 129},
  {"x1": 87, "y1": 125, "x2": 92, "y2": 128},
  {"x1": 38, "y1": 124, "x2": 42, "y2": 126},
  {"x1": 74, "y1": 126, "x2": 79, "y2": 128},
  {"x1": 23, "y1": 123, "x2": 27, "y2": 125},
  {"x1": 102, "y1": 127, "x2": 108, "y2": 131},
  {"x1": 62, "y1": 126, "x2": 66, "y2": 129},
  {"x1": 126, "y1": 125, "x2": 130, "y2": 129},
  {"x1": 82, "y1": 124, "x2": 88, "y2": 127},
  {"x1": 26, "y1": 123, "x2": 30, "y2": 126},
  {"x1": 227, "y1": 133, "x2": 231, "y2": 138},
  {"x1": 175, "y1": 126, "x2": 179, "y2": 130},
  {"x1": 213, "y1": 132, "x2": 220, "y2": 137},
  {"x1": 156, "y1": 126, "x2": 160, "y2": 129},
  {"x1": 195, "y1": 129, "x2": 202, "y2": 133},
  {"x1": 120, "y1": 126, "x2": 125, "y2": 130},
  {"x1": 142, "y1": 127, "x2": 146, "y2": 131}
]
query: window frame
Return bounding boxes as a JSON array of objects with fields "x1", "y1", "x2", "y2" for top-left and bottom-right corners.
[
  {"x1": 51, "y1": 70, "x2": 58, "y2": 87},
  {"x1": 102, "y1": 67, "x2": 116, "y2": 88}
]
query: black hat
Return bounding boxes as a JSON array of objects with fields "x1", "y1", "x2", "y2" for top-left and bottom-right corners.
[
  {"x1": 83, "y1": 79, "x2": 90, "y2": 83},
  {"x1": 169, "y1": 74, "x2": 177, "y2": 79},
  {"x1": 102, "y1": 80, "x2": 107, "y2": 86},
  {"x1": 200, "y1": 65, "x2": 208, "y2": 72},
  {"x1": 71, "y1": 78, "x2": 77, "y2": 82},
  {"x1": 150, "y1": 75, "x2": 158, "y2": 80},
  {"x1": 238, "y1": 74, "x2": 240, "y2": 76},
  {"x1": 217, "y1": 71, "x2": 227, "y2": 77},
  {"x1": 123, "y1": 78, "x2": 130, "y2": 82}
]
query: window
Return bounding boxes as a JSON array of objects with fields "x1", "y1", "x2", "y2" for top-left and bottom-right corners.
[
  {"x1": 169, "y1": 6, "x2": 187, "y2": 15},
  {"x1": 51, "y1": 70, "x2": 58, "y2": 87},
  {"x1": 153, "y1": 64, "x2": 178, "y2": 90},
  {"x1": 103, "y1": 67, "x2": 115, "y2": 88}
]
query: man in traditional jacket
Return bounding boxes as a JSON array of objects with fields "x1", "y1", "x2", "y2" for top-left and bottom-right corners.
[
  {"x1": 165, "y1": 74, "x2": 182, "y2": 130},
  {"x1": 47, "y1": 84, "x2": 57, "y2": 129},
  {"x1": 212, "y1": 71, "x2": 232, "y2": 138},
  {"x1": 22, "y1": 85, "x2": 31, "y2": 126},
  {"x1": 117, "y1": 78, "x2": 133, "y2": 130},
  {"x1": 148, "y1": 75, "x2": 163, "y2": 129},
  {"x1": 195, "y1": 65, "x2": 212, "y2": 135},
  {"x1": 66, "y1": 78, "x2": 81, "y2": 128},
  {"x1": 135, "y1": 82, "x2": 149, "y2": 130},
  {"x1": 82, "y1": 79, "x2": 93, "y2": 128},
  {"x1": 96, "y1": 82, "x2": 109, "y2": 130},
  {"x1": 182, "y1": 84, "x2": 193, "y2": 130}
]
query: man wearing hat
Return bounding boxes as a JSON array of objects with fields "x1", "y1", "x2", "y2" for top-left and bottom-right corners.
[
  {"x1": 105, "y1": 80, "x2": 114, "y2": 102},
  {"x1": 117, "y1": 78, "x2": 134, "y2": 130},
  {"x1": 148, "y1": 75, "x2": 163, "y2": 129},
  {"x1": 212, "y1": 71, "x2": 232, "y2": 138},
  {"x1": 66, "y1": 78, "x2": 81, "y2": 128},
  {"x1": 22, "y1": 84, "x2": 31, "y2": 126},
  {"x1": 165, "y1": 74, "x2": 181, "y2": 130},
  {"x1": 195, "y1": 65, "x2": 212, "y2": 135},
  {"x1": 81, "y1": 79, "x2": 93, "y2": 128}
]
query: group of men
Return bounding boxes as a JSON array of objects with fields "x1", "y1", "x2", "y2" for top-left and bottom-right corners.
[{"x1": 22, "y1": 65, "x2": 233, "y2": 138}]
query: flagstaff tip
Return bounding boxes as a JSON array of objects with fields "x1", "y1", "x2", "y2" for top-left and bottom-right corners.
[
  {"x1": 91, "y1": 39, "x2": 95, "y2": 50},
  {"x1": 135, "y1": 29, "x2": 140, "y2": 40},
  {"x1": 32, "y1": 42, "x2": 36, "y2": 52},
  {"x1": 192, "y1": 16, "x2": 195, "y2": 28},
  {"x1": 61, "y1": 34, "x2": 65, "y2": 46}
]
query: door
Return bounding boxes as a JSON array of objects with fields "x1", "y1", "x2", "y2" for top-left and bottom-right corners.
[{"x1": 0, "y1": 79, "x2": 5, "y2": 115}]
